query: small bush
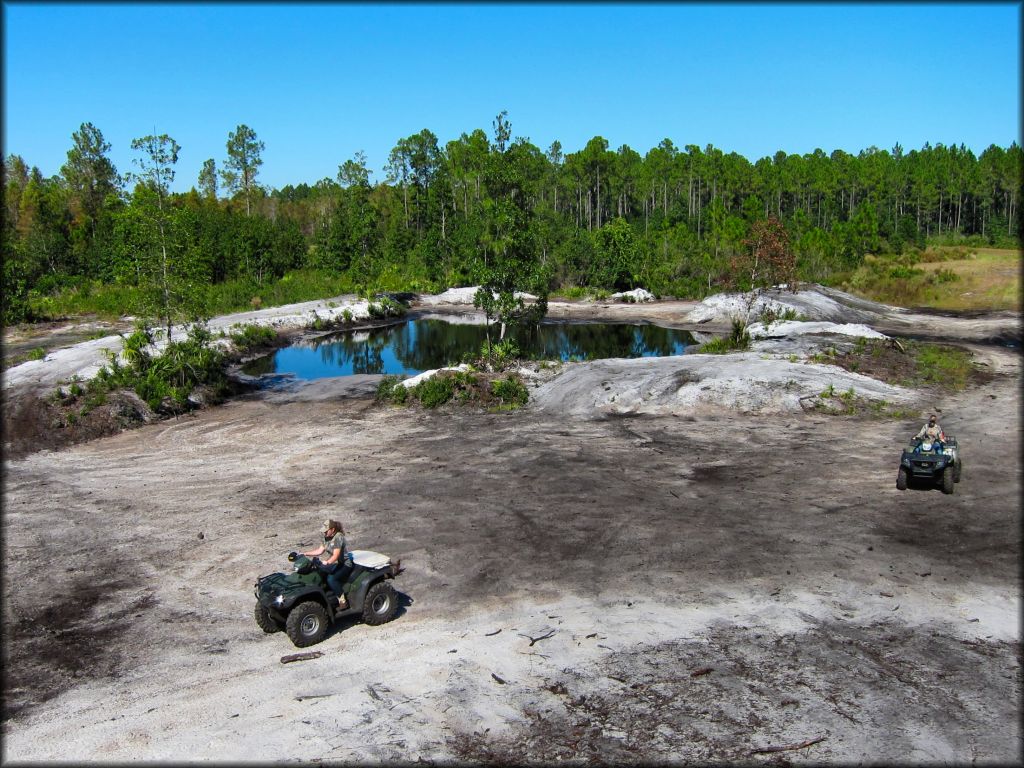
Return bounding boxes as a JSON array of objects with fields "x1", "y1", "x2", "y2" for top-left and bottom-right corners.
[
  {"x1": 700, "y1": 318, "x2": 751, "y2": 354},
  {"x1": 491, "y1": 375, "x2": 529, "y2": 407},
  {"x1": 413, "y1": 374, "x2": 455, "y2": 408},
  {"x1": 375, "y1": 375, "x2": 408, "y2": 404},
  {"x1": 28, "y1": 347, "x2": 46, "y2": 361},
  {"x1": 229, "y1": 323, "x2": 277, "y2": 352},
  {"x1": 368, "y1": 297, "x2": 407, "y2": 319}
]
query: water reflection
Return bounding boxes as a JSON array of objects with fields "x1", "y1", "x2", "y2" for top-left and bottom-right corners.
[{"x1": 243, "y1": 319, "x2": 696, "y2": 380}]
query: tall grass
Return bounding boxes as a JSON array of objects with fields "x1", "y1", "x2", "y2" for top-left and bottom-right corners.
[{"x1": 842, "y1": 248, "x2": 1019, "y2": 311}]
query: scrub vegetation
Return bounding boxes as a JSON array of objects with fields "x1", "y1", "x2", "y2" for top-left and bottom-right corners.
[
  {"x1": 376, "y1": 369, "x2": 530, "y2": 411},
  {"x1": 823, "y1": 337, "x2": 984, "y2": 393}
]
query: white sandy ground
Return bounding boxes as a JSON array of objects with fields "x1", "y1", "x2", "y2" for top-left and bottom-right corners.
[
  {"x1": 526, "y1": 352, "x2": 914, "y2": 419},
  {"x1": 684, "y1": 285, "x2": 907, "y2": 325},
  {"x1": 1, "y1": 287, "x2": 1020, "y2": 762},
  {"x1": 2, "y1": 580, "x2": 1016, "y2": 762}
]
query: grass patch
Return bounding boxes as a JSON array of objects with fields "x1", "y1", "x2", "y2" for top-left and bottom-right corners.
[
  {"x1": 228, "y1": 323, "x2": 279, "y2": 353},
  {"x1": 554, "y1": 286, "x2": 611, "y2": 301},
  {"x1": 843, "y1": 248, "x2": 1020, "y2": 311},
  {"x1": 699, "y1": 318, "x2": 751, "y2": 355}
]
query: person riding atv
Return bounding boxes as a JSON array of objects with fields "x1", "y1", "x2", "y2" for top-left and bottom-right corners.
[
  {"x1": 897, "y1": 414, "x2": 961, "y2": 494},
  {"x1": 302, "y1": 518, "x2": 351, "y2": 609},
  {"x1": 914, "y1": 414, "x2": 946, "y2": 454},
  {"x1": 254, "y1": 546, "x2": 402, "y2": 647}
]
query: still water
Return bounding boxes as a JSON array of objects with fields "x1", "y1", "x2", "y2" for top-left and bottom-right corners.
[{"x1": 243, "y1": 319, "x2": 697, "y2": 381}]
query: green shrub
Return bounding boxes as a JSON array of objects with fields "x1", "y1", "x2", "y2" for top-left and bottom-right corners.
[
  {"x1": 758, "y1": 305, "x2": 804, "y2": 328},
  {"x1": 413, "y1": 374, "x2": 455, "y2": 408},
  {"x1": 229, "y1": 323, "x2": 277, "y2": 352},
  {"x1": 451, "y1": 369, "x2": 480, "y2": 401},
  {"x1": 27, "y1": 347, "x2": 46, "y2": 361},
  {"x1": 368, "y1": 297, "x2": 407, "y2": 319},
  {"x1": 89, "y1": 323, "x2": 229, "y2": 413},
  {"x1": 375, "y1": 375, "x2": 408, "y2": 404},
  {"x1": 490, "y1": 375, "x2": 529, "y2": 407}
]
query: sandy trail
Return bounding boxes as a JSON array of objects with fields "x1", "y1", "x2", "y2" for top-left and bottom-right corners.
[{"x1": 1, "y1": 290, "x2": 1020, "y2": 763}]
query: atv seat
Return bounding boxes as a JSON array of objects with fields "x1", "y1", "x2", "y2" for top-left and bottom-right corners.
[{"x1": 349, "y1": 550, "x2": 392, "y2": 569}]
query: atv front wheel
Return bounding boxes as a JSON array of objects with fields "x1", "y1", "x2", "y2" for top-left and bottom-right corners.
[
  {"x1": 362, "y1": 581, "x2": 399, "y2": 626},
  {"x1": 953, "y1": 462, "x2": 962, "y2": 483},
  {"x1": 942, "y1": 468, "x2": 955, "y2": 495},
  {"x1": 896, "y1": 467, "x2": 908, "y2": 491},
  {"x1": 255, "y1": 602, "x2": 282, "y2": 634},
  {"x1": 286, "y1": 600, "x2": 329, "y2": 647}
]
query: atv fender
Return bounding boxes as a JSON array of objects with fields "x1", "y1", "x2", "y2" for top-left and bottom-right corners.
[
  {"x1": 347, "y1": 570, "x2": 388, "y2": 611},
  {"x1": 263, "y1": 586, "x2": 334, "y2": 622}
]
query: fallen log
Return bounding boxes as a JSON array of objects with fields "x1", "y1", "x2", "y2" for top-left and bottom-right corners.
[
  {"x1": 281, "y1": 651, "x2": 323, "y2": 664},
  {"x1": 750, "y1": 735, "x2": 826, "y2": 755}
]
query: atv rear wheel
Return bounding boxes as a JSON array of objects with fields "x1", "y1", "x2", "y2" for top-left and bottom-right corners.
[
  {"x1": 255, "y1": 602, "x2": 282, "y2": 634},
  {"x1": 896, "y1": 467, "x2": 908, "y2": 491},
  {"x1": 362, "y1": 581, "x2": 399, "y2": 626},
  {"x1": 286, "y1": 600, "x2": 329, "y2": 647},
  {"x1": 942, "y1": 468, "x2": 955, "y2": 495}
]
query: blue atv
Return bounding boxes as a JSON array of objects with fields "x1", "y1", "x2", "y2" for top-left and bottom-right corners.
[{"x1": 897, "y1": 435, "x2": 961, "y2": 494}]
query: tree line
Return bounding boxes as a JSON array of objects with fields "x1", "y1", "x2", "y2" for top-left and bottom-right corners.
[{"x1": 2, "y1": 115, "x2": 1020, "y2": 326}]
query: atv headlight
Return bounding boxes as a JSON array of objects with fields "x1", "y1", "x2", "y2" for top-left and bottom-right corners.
[
  {"x1": 274, "y1": 594, "x2": 285, "y2": 606},
  {"x1": 901, "y1": 457, "x2": 911, "y2": 467},
  {"x1": 935, "y1": 458, "x2": 946, "y2": 467}
]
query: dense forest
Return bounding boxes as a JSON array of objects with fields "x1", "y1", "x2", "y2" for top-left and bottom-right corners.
[{"x1": 2, "y1": 114, "x2": 1021, "y2": 326}]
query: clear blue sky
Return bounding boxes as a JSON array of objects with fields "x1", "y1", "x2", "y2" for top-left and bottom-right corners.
[{"x1": 3, "y1": 2, "x2": 1020, "y2": 193}]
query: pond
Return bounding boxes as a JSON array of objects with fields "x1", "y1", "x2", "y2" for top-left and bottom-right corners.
[{"x1": 242, "y1": 318, "x2": 698, "y2": 381}]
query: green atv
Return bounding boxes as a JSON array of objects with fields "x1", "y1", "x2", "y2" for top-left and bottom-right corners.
[{"x1": 254, "y1": 550, "x2": 402, "y2": 647}]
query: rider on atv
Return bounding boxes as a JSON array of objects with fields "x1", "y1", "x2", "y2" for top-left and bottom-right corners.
[{"x1": 914, "y1": 414, "x2": 946, "y2": 453}]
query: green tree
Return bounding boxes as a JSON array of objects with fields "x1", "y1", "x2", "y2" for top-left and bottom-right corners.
[
  {"x1": 222, "y1": 124, "x2": 264, "y2": 215},
  {"x1": 128, "y1": 133, "x2": 201, "y2": 339},
  {"x1": 592, "y1": 217, "x2": 641, "y2": 289},
  {"x1": 474, "y1": 111, "x2": 549, "y2": 348},
  {"x1": 59, "y1": 122, "x2": 120, "y2": 274},
  {"x1": 198, "y1": 158, "x2": 218, "y2": 200}
]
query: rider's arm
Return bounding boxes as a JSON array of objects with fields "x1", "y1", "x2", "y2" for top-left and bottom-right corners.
[
  {"x1": 322, "y1": 548, "x2": 341, "y2": 566},
  {"x1": 302, "y1": 545, "x2": 326, "y2": 557}
]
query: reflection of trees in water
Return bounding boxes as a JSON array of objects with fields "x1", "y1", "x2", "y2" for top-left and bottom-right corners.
[
  {"x1": 311, "y1": 330, "x2": 388, "y2": 374},
  {"x1": 249, "y1": 321, "x2": 697, "y2": 378},
  {"x1": 242, "y1": 354, "x2": 277, "y2": 376},
  {"x1": 513, "y1": 323, "x2": 694, "y2": 360},
  {"x1": 390, "y1": 320, "x2": 486, "y2": 371}
]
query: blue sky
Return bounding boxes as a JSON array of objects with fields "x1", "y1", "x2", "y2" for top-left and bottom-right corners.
[{"x1": 3, "y1": 3, "x2": 1020, "y2": 193}]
